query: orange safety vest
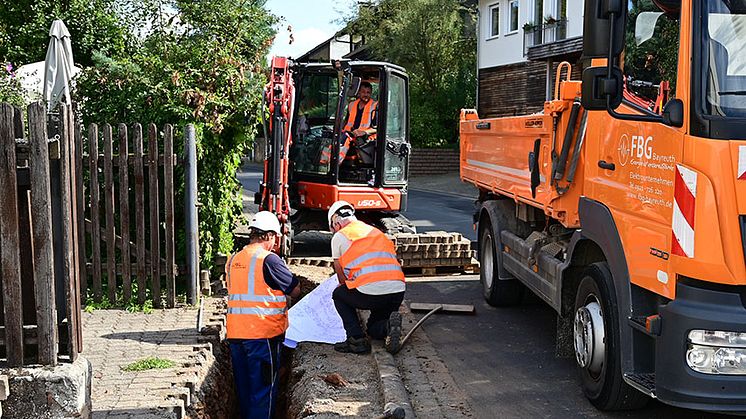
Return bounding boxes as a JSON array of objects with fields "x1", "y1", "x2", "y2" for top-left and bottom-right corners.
[
  {"x1": 225, "y1": 244, "x2": 288, "y2": 339},
  {"x1": 338, "y1": 220, "x2": 405, "y2": 289},
  {"x1": 343, "y1": 99, "x2": 378, "y2": 134}
]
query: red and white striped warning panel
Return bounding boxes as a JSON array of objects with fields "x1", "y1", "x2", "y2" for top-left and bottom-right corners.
[
  {"x1": 738, "y1": 146, "x2": 746, "y2": 180},
  {"x1": 672, "y1": 165, "x2": 697, "y2": 258}
]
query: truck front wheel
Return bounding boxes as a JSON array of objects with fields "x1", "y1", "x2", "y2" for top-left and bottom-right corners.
[
  {"x1": 573, "y1": 262, "x2": 648, "y2": 410},
  {"x1": 479, "y1": 215, "x2": 524, "y2": 306}
]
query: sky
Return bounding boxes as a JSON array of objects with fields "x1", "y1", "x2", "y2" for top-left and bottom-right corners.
[{"x1": 265, "y1": 0, "x2": 356, "y2": 60}]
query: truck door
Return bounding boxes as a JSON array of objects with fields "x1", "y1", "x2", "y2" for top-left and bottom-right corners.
[
  {"x1": 380, "y1": 70, "x2": 410, "y2": 186},
  {"x1": 585, "y1": 4, "x2": 685, "y2": 300}
]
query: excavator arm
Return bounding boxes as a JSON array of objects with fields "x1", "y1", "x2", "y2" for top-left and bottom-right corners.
[{"x1": 260, "y1": 56, "x2": 295, "y2": 257}]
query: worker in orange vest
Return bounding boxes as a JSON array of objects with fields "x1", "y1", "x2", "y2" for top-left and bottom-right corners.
[
  {"x1": 320, "y1": 81, "x2": 379, "y2": 166},
  {"x1": 225, "y1": 211, "x2": 301, "y2": 418},
  {"x1": 328, "y1": 201, "x2": 404, "y2": 354}
]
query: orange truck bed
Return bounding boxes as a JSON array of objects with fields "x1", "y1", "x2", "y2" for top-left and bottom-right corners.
[{"x1": 460, "y1": 78, "x2": 585, "y2": 227}]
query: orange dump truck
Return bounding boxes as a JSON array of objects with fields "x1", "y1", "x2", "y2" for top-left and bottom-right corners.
[{"x1": 461, "y1": 0, "x2": 746, "y2": 413}]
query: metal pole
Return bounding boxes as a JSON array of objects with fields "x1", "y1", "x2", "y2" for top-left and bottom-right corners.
[{"x1": 184, "y1": 124, "x2": 198, "y2": 305}]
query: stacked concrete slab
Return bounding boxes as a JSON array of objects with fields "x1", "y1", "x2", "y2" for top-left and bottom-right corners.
[{"x1": 390, "y1": 231, "x2": 473, "y2": 269}]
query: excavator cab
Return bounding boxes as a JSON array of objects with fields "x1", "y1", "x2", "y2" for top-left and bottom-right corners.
[{"x1": 287, "y1": 61, "x2": 413, "y2": 233}]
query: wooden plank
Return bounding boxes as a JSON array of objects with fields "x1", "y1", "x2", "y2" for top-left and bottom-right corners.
[
  {"x1": 0, "y1": 103, "x2": 23, "y2": 366},
  {"x1": 409, "y1": 303, "x2": 476, "y2": 314},
  {"x1": 118, "y1": 124, "x2": 132, "y2": 304},
  {"x1": 15, "y1": 107, "x2": 35, "y2": 326},
  {"x1": 103, "y1": 124, "x2": 116, "y2": 304},
  {"x1": 133, "y1": 124, "x2": 147, "y2": 305},
  {"x1": 73, "y1": 109, "x2": 84, "y2": 354},
  {"x1": 60, "y1": 106, "x2": 80, "y2": 360},
  {"x1": 75, "y1": 108, "x2": 86, "y2": 299},
  {"x1": 148, "y1": 124, "x2": 161, "y2": 307},
  {"x1": 28, "y1": 102, "x2": 58, "y2": 366},
  {"x1": 163, "y1": 124, "x2": 175, "y2": 308},
  {"x1": 89, "y1": 124, "x2": 102, "y2": 302}
]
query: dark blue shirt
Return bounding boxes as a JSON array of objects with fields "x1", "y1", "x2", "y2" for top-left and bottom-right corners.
[{"x1": 262, "y1": 253, "x2": 298, "y2": 294}]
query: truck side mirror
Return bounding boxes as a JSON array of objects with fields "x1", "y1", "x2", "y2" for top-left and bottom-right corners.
[
  {"x1": 347, "y1": 77, "x2": 362, "y2": 98},
  {"x1": 662, "y1": 98, "x2": 684, "y2": 127},
  {"x1": 582, "y1": 0, "x2": 627, "y2": 58},
  {"x1": 581, "y1": 66, "x2": 623, "y2": 110}
]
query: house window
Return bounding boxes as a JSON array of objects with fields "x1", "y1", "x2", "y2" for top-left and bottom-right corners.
[
  {"x1": 489, "y1": 3, "x2": 500, "y2": 37},
  {"x1": 509, "y1": 1, "x2": 519, "y2": 33}
]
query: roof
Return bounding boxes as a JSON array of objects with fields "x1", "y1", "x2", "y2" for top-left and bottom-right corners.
[{"x1": 297, "y1": 61, "x2": 406, "y2": 74}]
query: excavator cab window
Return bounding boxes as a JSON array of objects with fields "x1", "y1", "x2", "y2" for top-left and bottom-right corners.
[
  {"x1": 291, "y1": 72, "x2": 340, "y2": 176},
  {"x1": 622, "y1": 1, "x2": 680, "y2": 114},
  {"x1": 382, "y1": 73, "x2": 408, "y2": 185}
]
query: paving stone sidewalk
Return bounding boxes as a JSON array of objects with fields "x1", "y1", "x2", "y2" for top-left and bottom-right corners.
[{"x1": 82, "y1": 305, "x2": 218, "y2": 419}]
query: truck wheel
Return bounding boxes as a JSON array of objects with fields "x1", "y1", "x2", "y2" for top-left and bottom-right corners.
[
  {"x1": 573, "y1": 262, "x2": 648, "y2": 410},
  {"x1": 479, "y1": 216, "x2": 524, "y2": 306}
]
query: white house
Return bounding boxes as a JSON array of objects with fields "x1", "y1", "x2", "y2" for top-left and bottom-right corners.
[{"x1": 476, "y1": 0, "x2": 585, "y2": 117}]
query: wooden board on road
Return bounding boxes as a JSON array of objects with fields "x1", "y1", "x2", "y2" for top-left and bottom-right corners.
[{"x1": 409, "y1": 303, "x2": 475, "y2": 314}]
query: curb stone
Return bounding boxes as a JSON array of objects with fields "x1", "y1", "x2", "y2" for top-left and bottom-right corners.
[{"x1": 372, "y1": 343, "x2": 416, "y2": 418}]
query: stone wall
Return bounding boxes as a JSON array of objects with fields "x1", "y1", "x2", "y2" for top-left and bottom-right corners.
[{"x1": 408, "y1": 148, "x2": 460, "y2": 177}]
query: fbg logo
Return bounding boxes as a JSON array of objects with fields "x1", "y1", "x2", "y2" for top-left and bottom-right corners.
[
  {"x1": 631, "y1": 135, "x2": 653, "y2": 159},
  {"x1": 618, "y1": 134, "x2": 653, "y2": 167}
]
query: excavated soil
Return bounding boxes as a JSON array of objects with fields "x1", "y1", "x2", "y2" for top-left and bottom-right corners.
[{"x1": 284, "y1": 265, "x2": 384, "y2": 418}]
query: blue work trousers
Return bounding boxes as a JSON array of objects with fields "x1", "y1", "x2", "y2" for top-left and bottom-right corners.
[{"x1": 230, "y1": 338, "x2": 282, "y2": 419}]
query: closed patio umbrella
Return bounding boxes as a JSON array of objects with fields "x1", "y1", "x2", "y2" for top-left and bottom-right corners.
[{"x1": 43, "y1": 19, "x2": 78, "y2": 111}]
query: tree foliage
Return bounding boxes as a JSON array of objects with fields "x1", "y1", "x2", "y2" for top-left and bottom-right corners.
[
  {"x1": 0, "y1": 0, "x2": 132, "y2": 67},
  {"x1": 351, "y1": 0, "x2": 477, "y2": 148},
  {"x1": 74, "y1": 0, "x2": 275, "y2": 269}
]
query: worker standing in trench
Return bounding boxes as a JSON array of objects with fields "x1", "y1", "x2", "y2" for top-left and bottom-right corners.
[
  {"x1": 225, "y1": 211, "x2": 301, "y2": 418},
  {"x1": 328, "y1": 200, "x2": 405, "y2": 354}
]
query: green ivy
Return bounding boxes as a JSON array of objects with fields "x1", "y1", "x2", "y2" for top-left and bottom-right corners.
[{"x1": 75, "y1": 0, "x2": 276, "y2": 271}]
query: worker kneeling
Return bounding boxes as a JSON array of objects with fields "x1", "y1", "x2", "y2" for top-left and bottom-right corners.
[
  {"x1": 328, "y1": 201, "x2": 405, "y2": 354},
  {"x1": 225, "y1": 211, "x2": 301, "y2": 419}
]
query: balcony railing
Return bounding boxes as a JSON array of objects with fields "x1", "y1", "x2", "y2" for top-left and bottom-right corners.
[{"x1": 523, "y1": 19, "x2": 568, "y2": 55}]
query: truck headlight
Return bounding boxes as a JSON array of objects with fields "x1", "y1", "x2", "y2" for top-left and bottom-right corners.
[{"x1": 687, "y1": 330, "x2": 746, "y2": 375}]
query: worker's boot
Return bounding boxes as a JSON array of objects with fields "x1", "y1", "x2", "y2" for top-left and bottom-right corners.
[
  {"x1": 385, "y1": 311, "x2": 402, "y2": 354},
  {"x1": 334, "y1": 336, "x2": 371, "y2": 354}
]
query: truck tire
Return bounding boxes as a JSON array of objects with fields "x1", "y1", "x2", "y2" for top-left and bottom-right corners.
[
  {"x1": 479, "y1": 215, "x2": 524, "y2": 306},
  {"x1": 573, "y1": 262, "x2": 648, "y2": 410}
]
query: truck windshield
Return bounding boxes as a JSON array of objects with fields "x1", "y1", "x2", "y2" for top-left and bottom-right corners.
[{"x1": 700, "y1": 0, "x2": 746, "y2": 117}]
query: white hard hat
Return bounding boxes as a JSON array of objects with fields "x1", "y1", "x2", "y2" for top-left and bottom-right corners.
[
  {"x1": 328, "y1": 200, "x2": 355, "y2": 227},
  {"x1": 249, "y1": 211, "x2": 282, "y2": 235}
]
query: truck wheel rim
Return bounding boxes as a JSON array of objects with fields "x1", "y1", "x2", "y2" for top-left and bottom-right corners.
[
  {"x1": 573, "y1": 299, "x2": 605, "y2": 376},
  {"x1": 482, "y1": 233, "x2": 494, "y2": 289}
]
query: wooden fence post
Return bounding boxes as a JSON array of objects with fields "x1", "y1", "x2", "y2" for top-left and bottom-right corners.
[
  {"x1": 119, "y1": 124, "x2": 132, "y2": 304},
  {"x1": 0, "y1": 103, "x2": 24, "y2": 366},
  {"x1": 89, "y1": 124, "x2": 102, "y2": 302},
  {"x1": 28, "y1": 102, "x2": 58, "y2": 366},
  {"x1": 60, "y1": 105, "x2": 81, "y2": 360},
  {"x1": 148, "y1": 124, "x2": 161, "y2": 307},
  {"x1": 103, "y1": 124, "x2": 116, "y2": 303},
  {"x1": 164, "y1": 125, "x2": 175, "y2": 308},
  {"x1": 75, "y1": 108, "x2": 86, "y2": 301},
  {"x1": 134, "y1": 124, "x2": 147, "y2": 305}
]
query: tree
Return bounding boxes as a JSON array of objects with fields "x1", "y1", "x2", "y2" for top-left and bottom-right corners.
[
  {"x1": 0, "y1": 0, "x2": 132, "y2": 66},
  {"x1": 351, "y1": 0, "x2": 477, "y2": 147},
  {"x1": 76, "y1": 0, "x2": 276, "y2": 273}
]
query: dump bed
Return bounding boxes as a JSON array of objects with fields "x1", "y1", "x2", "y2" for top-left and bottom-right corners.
[{"x1": 460, "y1": 79, "x2": 586, "y2": 227}]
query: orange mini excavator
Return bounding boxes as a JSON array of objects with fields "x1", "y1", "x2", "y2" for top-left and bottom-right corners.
[{"x1": 257, "y1": 57, "x2": 415, "y2": 256}]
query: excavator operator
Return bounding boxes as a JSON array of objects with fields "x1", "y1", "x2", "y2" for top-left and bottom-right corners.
[{"x1": 339, "y1": 81, "x2": 378, "y2": 163}]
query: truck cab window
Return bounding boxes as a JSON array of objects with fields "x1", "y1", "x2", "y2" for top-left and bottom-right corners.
[
  {"x1": 623, "y1": 2, "x2": 680, "y2": 114},
  {"x1": 701, "y1": 0, "x2": 746, "y2": 117}
]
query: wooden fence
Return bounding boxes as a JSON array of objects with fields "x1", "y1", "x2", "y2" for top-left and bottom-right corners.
[
  {"x1": 0, "y1": 102, "x2": 82, "y2": 367},
  {"x1": 82, "y1": 122, "x2": 185, "y2": 308}
]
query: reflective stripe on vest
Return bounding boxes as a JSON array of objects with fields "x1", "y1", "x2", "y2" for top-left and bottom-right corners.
[
  {"x1": 343, "y1": 99, "x2": 377, "y2": 132},
  {"x1": 225, "y1": 244, "x2": 288, "y2": 339},
  {"x1": 338, "y1": 221, "x2": 404, "y2": 289}
]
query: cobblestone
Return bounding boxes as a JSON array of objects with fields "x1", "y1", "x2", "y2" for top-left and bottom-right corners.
[{"x1": 81, "y1": 305, "x2": 213, "y2": 418}]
